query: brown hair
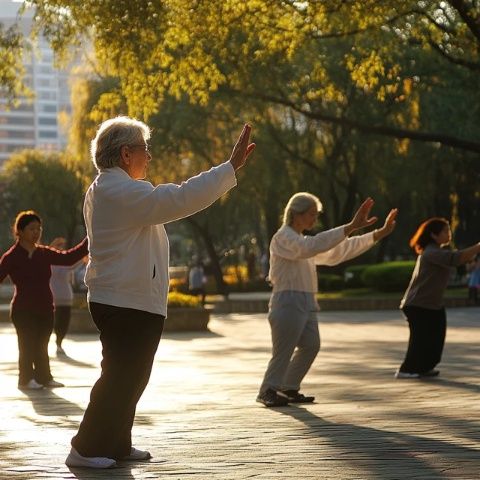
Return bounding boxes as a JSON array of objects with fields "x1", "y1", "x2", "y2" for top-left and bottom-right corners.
[{"x1": 409, "y1": 217, "x2": 449, "y2": 254}]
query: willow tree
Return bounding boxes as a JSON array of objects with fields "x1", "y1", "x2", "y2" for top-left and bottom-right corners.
[{"x1": 22, "y1": 0, "x2": 480, "y2": 153}]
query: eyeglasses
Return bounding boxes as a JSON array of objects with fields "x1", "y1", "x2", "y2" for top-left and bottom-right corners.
[{"x1": 129, "y1": 143, "x2": 150, "y2": 153}]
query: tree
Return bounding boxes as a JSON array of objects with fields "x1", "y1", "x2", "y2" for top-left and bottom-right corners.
[
  {"x1": 0, "y1": 22, "x2": 31, "y2": 104},
  {"x1": 25, "y1": 0, "x2": 480, "y2": 153},
  {"x1": 0, "y1": 150, "x2": 84, "y2": 251}
]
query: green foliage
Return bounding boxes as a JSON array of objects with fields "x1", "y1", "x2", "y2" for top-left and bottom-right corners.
[
  {"x1": 0, "y1": 22, "x2": 31, "y2": 104},
  {"x1": 361, "y1": 261, "x2": 416, "y2": 292},
  {"x1": 318, "y1": 273, "x2": 345, "y2": 292},
  {"x1": 344, "y1": 264, "x2": 371, "y2": 288},
  {"x1": 0, "y1": 150, "x2": 84, "y2": 251}
]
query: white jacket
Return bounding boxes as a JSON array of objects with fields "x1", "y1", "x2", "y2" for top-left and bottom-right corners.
[
  {"x1": 84, "y1": 163, "x2": 236, "y2": 316},
  {"x1": 269, "y1": 224, "x2": 375, "y2": 293}
]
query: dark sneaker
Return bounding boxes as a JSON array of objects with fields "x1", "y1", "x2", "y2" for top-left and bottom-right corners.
[
  {"x1": 420, "y1": 369, "x2": 440, "y2": 377},
  {"x1": 256, "y1": 388, "x2": 289, "y2": 407},
  {"x1": 279, "y1": 389, "x2": 315, "y2": 403}
]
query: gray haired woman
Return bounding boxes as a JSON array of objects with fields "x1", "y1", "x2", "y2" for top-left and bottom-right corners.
[
  {"x1": 66, "y1": 116, "x2": 255, "y2": 468},
  {"x1": 257, "y1": 193, "x2": 397, "y2": 407}
]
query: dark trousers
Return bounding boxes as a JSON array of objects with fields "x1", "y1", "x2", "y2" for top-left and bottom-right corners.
[
  {"x1": 11, "y1": 309, "x2": 54, "y2": 385},
  {"x1": 54, "y1": 305, "x2": 71, "y2": 346},
  {"x1": 400, "y1": 305, "x2": 446, "y2": 374},
  {"x1": 71, "y1": 302, "x2": 164, "y2": 460}
]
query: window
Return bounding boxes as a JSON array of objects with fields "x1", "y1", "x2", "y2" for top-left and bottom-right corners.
[
  {"x1": 38, "y1": 117, "x2": 58, "y2": 126},
  {"x1": 39, "y1": 130, "x2": 58, "y2": 139}
]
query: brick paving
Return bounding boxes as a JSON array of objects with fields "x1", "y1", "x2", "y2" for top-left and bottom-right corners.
[{"x1": 0, "y1": 307, "x2": 479, "y2": 479}]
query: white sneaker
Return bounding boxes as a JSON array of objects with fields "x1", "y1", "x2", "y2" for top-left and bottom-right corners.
[
  {"x1": 44, "y1": 379, "x2": 65, "y2": 388},
  {"x1": 394, "y1": 370, "x2": 420, "y2": 379},
  {"x1": 123, "y1": 447, "x2": 152, "y2": 461},
  {"x1": 65, "y1": 447, "x2": 116, "y2": 469},
  {"x1": 18, "y1": 379, "x2": 44, "y2": 390}
]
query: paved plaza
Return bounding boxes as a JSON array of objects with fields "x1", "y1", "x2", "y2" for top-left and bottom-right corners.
[{"x1": 0, "y1": 307, "x2": 479, "y2": 479}]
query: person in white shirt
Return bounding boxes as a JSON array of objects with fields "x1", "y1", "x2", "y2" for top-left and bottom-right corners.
[
  {"x1": 257, "y1": 192, "x2": 397, "y2": 407},
  {"x1": 66, "y1": 116, "x2": 255, "y2": 469},
  {"x1": 50, "y1": 237, "x2": 85, "y2": 356}
]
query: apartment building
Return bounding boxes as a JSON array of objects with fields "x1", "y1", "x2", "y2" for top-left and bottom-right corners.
[{"x1": 0, "y1": 0, "x2": 71, "y2": 168}]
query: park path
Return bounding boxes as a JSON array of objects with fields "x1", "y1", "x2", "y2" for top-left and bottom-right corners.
[{"x1": 0, "y1": 307, "x2": 479, "y2": 479}]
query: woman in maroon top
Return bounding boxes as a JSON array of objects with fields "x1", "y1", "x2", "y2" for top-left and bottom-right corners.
[{"x1": 0, "y1": 211, "x2": 88, "y2": 390}]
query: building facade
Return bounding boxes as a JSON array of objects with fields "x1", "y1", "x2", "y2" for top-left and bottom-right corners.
[{"x1": 0, "y1": 0, "x2": 71, "y2": 168}]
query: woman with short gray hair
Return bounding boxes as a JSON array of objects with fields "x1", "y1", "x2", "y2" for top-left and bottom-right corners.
[
  {"x1": 66, "y1": 116, "x2": 255, "y2": 468},
  {"x1": 257, "y1": 194, "x2": 398, "y2": 407}
]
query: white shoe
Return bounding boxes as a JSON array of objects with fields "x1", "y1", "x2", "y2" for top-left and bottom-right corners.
[
  {"x1": 65, "y1": 447, "x2": 116, "y2": 469},
  {"x1": 44, "y1": 379, "x2": 65, "y2": 388},
  {"x1": 123, "y1": 447, "x2": 152, "y2": 461},
  {"x1": 18, "y1": 379, "x2": 44, "y2": 390},
  {"x1": 394, "y1": 370, "x2": 420, "y2": 379}
]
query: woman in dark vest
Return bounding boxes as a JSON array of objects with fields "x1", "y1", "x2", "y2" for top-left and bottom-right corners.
[{"x1": 396, "y1": 217, "x2": 480, "y2": 379}]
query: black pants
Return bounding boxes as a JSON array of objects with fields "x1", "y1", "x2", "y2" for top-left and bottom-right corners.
[
  {"x1": 71, "y1": 302, "x2": 164, "y2": 460},
  {"x1": 400, "y1": 305, "x2": 446, "y2": 374},
  {"x1": 54, "y1": 306, "x2": 71, "y2": 346},
  {"x1": 11, "y1": 309, "x2": 54, "y2": 385}
]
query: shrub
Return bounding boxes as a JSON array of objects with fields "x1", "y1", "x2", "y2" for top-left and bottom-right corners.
[
  {"x1": 227, "y1": 278, "x2": 272, "y2": 292},
  {"x1": 361, "y1": 261, "x2": 415, "y2": 292},
  {"x1": 344, "y1": 264, "x2": 370, "y2": 288},
  {"x1": 167, "y1": 291, "x2": 202, "y2": 308},
  {"x1": 318, "y1": 273, "x2": 344, "y2": 292}
]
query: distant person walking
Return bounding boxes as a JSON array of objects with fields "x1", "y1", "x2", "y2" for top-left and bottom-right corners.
[
  {"x1": 50, "y1": 237, "x2": 86, "y2": 356},
  {"x1": 0, "y1": 211, "x2": 88, "y2": 390},
  {"x1": 188, "y1": 260, "x2": 206, "y2": 306},
  {"x1": 66, "y1": 116, "x2": 255, "y2": 469},
  {"x1": 396, "y1": 218, "x2": 480, "y2": 379},
  {"x1": 257, "y1": 193, "x2": 397, "y2": 407}
]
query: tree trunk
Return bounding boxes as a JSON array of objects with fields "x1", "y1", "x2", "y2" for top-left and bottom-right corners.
[{"x1": 185, "y1": 217, "x2": 229, "y2": 298}]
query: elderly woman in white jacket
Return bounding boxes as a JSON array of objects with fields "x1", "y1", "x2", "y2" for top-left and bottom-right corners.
[
  {"x1": 66, "y1": 116, "x2": 255, "y2": 468},
  {"x1": 257, "y1": 193, "x2": 397, "y2": 407}
]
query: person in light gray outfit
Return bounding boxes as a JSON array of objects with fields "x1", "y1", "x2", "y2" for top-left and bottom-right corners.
[{"x1": 257, "y1": 193, "x2": 397, "y2": 407}]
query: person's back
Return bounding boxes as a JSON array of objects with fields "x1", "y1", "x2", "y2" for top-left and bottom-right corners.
[{"x1": 189, "y1": 265, "x2": 204, "y2": 290}]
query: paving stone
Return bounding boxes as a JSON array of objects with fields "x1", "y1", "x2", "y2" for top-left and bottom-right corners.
[{"x1": 0, "y1": 307, "x2": 479, "y2": 479}]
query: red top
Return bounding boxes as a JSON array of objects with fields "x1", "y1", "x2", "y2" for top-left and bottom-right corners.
[{"x1": 0, "y1": 237, "x2": 88, "y2": 314}]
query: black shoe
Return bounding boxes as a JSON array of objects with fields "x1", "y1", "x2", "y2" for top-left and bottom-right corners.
[
  {"x1": 278, "y1": 389, "x2": 315, "y2": 403},
  {"x1": 419, "y1": 369, "x2": 440, "y2": 377},
  {"x1": 256, "y1": 388, "x2": 289, "y2": 407}
]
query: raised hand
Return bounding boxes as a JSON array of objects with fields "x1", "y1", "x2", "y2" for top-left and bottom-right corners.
[
  {"x1": 345, "y1": 197, "x2": 378, "y2": 235},
  {"x1": 229, "y1": 124, "x2": 256, "y2": 171},
  {"x1": 373, "y1": 208, "x2": 398, "y2": 241}
]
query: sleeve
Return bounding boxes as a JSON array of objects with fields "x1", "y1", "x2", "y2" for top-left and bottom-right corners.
[
  {"x1": 423, "y1": 248, "x2": 462, "y2": 268},
  {"x1": 0, "y1": 253, "x2": 10, "y2": 282},
  {"x1": 270, "y1": 226, "x2": 346, "y2": 260},
  {"x1": 45, "y1": 237, "x2": 89, "y2": 266},
  {"x1": 120, "y1": 162, "x2": 237, "y2": 226},
  {"x1": 314, "y1": 231, "x2": 376, "y2": 266}
]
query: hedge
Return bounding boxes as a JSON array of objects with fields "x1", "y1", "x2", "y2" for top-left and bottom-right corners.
[
  {"x1": 361, "y1": 261, "x2": 416, "y2": 292},
  {"x1": 344, "y1": 264, "x2": 371, "y2": 288},
  {"x1": 318, "y1": 273, "x2": 344, "y2": 292}
]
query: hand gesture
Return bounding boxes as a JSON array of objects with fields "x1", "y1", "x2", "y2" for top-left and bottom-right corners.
[
  {"x1": 373, "y1": 209, "x2": 398, "y2": 241},
  {"x1": 346, "y1": 198, "x2": 378, "y2": 235},
  {"x1": 229, "y1": 124, "x2": 256, "y2": 171},
  {"x1": 50, "y1": 237, "x2": 67, "y2": 250}
]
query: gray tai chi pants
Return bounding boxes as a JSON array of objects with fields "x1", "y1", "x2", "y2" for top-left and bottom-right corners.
[{"x1": 259, "y1": 291, "x2": 320, "y2": 394}]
